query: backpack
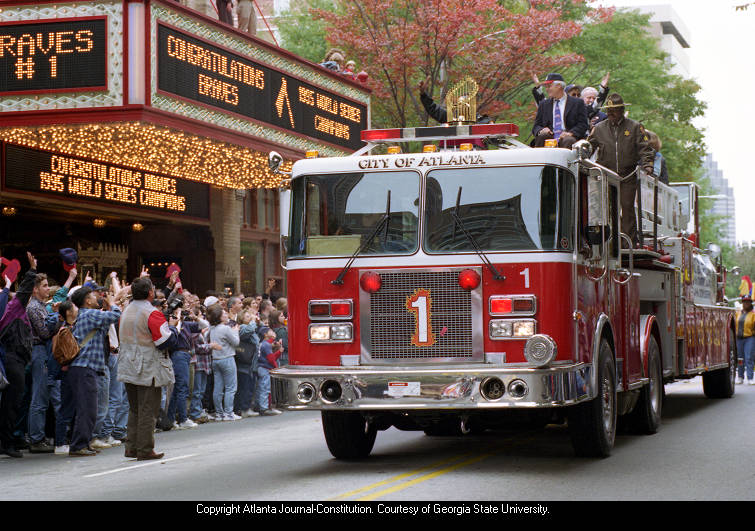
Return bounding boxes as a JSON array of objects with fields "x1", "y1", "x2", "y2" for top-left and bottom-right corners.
[{"x1": 52, "y1": 325, "x2": 96, "y2": 366}]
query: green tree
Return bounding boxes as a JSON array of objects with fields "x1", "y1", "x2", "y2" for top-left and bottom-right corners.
[
  {"x1": 506, "y1": 9, "x2": 707, "y2": 183},
  {"x1": 277, "y1": 0, "x2": 339, "y2": 64}
]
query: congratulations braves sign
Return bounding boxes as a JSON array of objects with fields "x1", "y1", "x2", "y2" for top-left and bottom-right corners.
[{"x1": 157, "y1": 24, "x2": 367, "y2": 150}]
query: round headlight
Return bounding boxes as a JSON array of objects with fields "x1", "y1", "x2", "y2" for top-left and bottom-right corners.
[{"x1": 524, "y1": 334, "x2": 557, "y2": 367}]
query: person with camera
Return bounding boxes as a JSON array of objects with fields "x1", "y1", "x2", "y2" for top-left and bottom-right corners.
[
  {"x1": 235, "y1": 309, "x2": 260, "y2": 418},
  {"x1": 165, "y1": 292, "x2": 209, "y2": 429},
  {"x1": 117, "y1": 277, "x2": 177, "y2": 461}
]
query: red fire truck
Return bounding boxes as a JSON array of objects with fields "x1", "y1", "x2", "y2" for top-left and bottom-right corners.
[{"x1": 268, "y1": 123, "x2": 736, "y2": 459}]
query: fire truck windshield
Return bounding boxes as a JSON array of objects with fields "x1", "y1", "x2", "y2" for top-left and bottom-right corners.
[
  {"x1": 289, "y1": 171, "x2": 420, "y2": 257},
  {"x1": 424, "y1": 165, "x2": 574, "y2": 253}
]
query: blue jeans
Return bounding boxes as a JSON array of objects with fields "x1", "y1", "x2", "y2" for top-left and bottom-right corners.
[
  {"x1": 68, "y1": 366, "x2": 98, "y2": 452},
  {"x1": 256, "y1": 367, "x2": 271, "y2": 412},
  {"x1": 234, "y1": 365, "x2": 254, "y2": 412},
  {"x1": 212, "y1": 357, "x2": 237, "y2": 416},
  {"x1": 189, "y1": 370, "x2": 208, "y2": 419},
  {"x1": 167, "y1": 351, "x2": 191, "y2": 424},
  {"x1": 93, "y1": 366, "x2": 110, "y2": 439},
  {"x1": 55, "y1": 371, "x2": 75, "y2": 447},
  {"x1": 28, "y1": 344, "x2": 50, "y2": 443},
  {"x1": 103, "y1": 353, "x2": 128, "y2": 439},
  {"x1": 737, "y1": 336, "x2": 755, "y2": 380}
]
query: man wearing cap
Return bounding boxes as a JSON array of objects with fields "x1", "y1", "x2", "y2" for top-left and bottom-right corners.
[
  {"x1": 735, "y1": 294, "x2": 755, "y2": 385},
  {"x1": 587, "y1": 93, "x2": 655, "y2": 246},
  {"x1": 532, "y1": 73, "x2": 589, "y2": 148},
  {"x1": 68, "y1": 285, "x2": 122, "y2": 456}
]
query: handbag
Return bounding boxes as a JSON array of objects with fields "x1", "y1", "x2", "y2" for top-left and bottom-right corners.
[{"x1": 52, "y1": 324, "x2": 97, "y2": 366}]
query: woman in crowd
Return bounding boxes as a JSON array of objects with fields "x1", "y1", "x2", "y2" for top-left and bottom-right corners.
[{"x1": 207, "y1": 304, "x2": 240, "y2": 421}]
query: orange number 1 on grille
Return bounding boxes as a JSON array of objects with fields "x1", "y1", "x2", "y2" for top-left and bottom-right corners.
[{"x1": 406, "y1": 288, "x2": 435, "y2": 347}]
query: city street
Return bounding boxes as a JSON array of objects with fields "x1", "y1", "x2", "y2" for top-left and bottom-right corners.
[{"x1": 1, "y1": 377, "x2": 752, "y2": 501}]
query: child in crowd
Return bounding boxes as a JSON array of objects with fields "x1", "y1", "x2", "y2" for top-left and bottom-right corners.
[{"x1": 256, "y1": 327, "x2": 282, "y2": 416}]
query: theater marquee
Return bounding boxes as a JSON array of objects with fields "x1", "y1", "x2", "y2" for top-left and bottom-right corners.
[
  {"x1": 2, "y1": 144, "x2": 210, "y2": 220},
  {"x1": 157, "y1": 24, "x2": 367, "y2": 151},
  {"x1": 0, "y1": 17, "x2": 108, "y2": 95}
]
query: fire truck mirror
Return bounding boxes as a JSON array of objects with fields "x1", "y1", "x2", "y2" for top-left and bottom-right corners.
[
  {"x1": 268, "y1": 151, "x2": 284, "y2": 174},
  {"x1": 706, "y1": 243, "x2": 721, "y2": 259},
  {"x1": 587, "y1": 174, "x2": 604, "y2": 227}
]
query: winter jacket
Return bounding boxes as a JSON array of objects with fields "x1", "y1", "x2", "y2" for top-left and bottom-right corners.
[
  {"x1": 587, "y1": 116, "x2": 655, "y2": 178},
  {"x1": 117, "y1": 299, "x2": 177, "y2": 387}
]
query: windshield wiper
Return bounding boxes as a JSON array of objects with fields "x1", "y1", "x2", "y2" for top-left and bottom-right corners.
[
  {"x1": 452, "y1": 186, "x2": 506, "y2": 281},
  {"x1": 332, "y1": 190, "x2": 391, "y2": 285}
]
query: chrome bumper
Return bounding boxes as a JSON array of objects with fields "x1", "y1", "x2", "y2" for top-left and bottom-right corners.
[{"x1": 271, "y1": 363, "x2": 593, "y2": 410}]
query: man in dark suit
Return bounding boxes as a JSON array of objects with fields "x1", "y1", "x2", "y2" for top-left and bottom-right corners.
[{"x1": 532, "y1": 73, "x2": 589, "y2": 148}]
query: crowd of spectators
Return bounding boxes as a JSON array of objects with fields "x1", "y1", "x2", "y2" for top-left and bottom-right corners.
[
  {"x1": 319, "y1": 48, "x2": 369, "y2": 83},
  {"x1": 0, "y1": 250, "x2": 287, "y2": 459}
]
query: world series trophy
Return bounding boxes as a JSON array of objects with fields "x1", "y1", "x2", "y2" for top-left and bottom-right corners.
[{"x1": 445, "y1": 76, "x2": 478, "y2": 125}]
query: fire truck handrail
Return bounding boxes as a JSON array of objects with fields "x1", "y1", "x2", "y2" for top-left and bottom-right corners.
[{"x1": 613, "y1": 233, "x2": 634, "y2": 285}]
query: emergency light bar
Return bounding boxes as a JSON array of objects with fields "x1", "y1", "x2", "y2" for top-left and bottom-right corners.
[{"x1": 360, "y1": 123, "x2": 519, "y2": 143}]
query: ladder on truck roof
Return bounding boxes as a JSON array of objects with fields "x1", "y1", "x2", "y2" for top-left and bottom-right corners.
[{"x1": 354, "y1": 123, "x2": 528, "y2": 156}]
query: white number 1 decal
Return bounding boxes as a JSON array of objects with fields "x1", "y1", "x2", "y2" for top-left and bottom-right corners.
[
  {"x1": 520, "y1": 268, "x2": 530, "y2": 288},
  {"x1": 406, "y1": 288, "x2": 435, "y2": 347}
]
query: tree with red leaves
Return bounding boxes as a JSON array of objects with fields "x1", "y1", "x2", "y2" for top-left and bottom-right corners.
[{"x1": 313, "y1": 0, "x2": 612, "y2": 128}]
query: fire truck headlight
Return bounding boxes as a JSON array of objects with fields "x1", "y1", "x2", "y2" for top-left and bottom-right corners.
[
  {"x1": 512, "y1": 320, "x2": 536, "y2": 338},
  {"x1": 309, "y1": 323, "x2": 353, "y2": 342},
  {"x1": 524, "y1": 334, "x2": 557, "y2": 367},
  {"x1": 309, "y1": 325, "x2": 331, "y2": 342},
  {"x1": 489, "y1": 320, "x2": 513, "y2": 338},
  {"x1": 330, "y1": 324, "x2": 353, "y2": 341}
]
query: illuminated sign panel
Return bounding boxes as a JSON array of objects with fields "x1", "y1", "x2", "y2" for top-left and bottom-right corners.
[
  {"x1": 0, "y1": 18, "x2": 107, "y2": 95},
  {"x1": 157, "y1": 24, "x2": 367, "y2": 150},
  {"x1": 2, "y1": 144, "x2": 210, "y2": 220}
]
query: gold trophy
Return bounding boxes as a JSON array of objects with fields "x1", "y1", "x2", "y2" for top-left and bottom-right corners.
[{"x1": 445, "y1": 77, "x2": 478, "y2": 125}]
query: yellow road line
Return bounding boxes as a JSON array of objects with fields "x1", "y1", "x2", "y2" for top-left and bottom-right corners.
[
  {"x1": 329, "y1": 431, "x2": 542, "y2": 501},
  {"x1": 327, "y1": 452, "x2": 477, "y2": 501},
  {"x1": 356, "y1": 451, "x2": 498, "y2": 501}
]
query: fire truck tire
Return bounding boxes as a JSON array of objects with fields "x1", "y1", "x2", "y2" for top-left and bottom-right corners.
[
  {"x1": 321, "y1": 411, "x2": 377, "y2": 460},
  {"x1": 628, "y1": 336, "x2": 662, "y2": 434},
  {"x1": 568, "y1": 339, "x2": 617, "y2": 458},
  {"x1": 703, "y1": 328, "x2": 736, "y2": 399}
]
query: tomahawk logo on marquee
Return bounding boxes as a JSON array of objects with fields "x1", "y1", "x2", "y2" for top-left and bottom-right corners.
[
  {"x1": 0, "y1": 18, "x2": 107, "y2": 95},
  {"x1": 157, "y1": 24, "x2": 367, "y2": 151}
]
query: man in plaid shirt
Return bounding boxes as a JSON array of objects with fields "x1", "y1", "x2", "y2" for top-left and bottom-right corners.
[{"x1": 68, "y1": 286, "x2": 122, "y2": 457}]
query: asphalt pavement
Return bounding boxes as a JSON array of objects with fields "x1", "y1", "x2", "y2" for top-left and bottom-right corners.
[{"x1": 1, "y1": 376, "x2": 753, "y2": 501}]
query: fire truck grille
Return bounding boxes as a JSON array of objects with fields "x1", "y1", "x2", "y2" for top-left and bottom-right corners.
[{"x1": 368, "y1": 270, "x2": 474, "y2": 360}]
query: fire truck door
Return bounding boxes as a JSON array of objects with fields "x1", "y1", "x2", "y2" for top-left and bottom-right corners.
[{"x1": 608, "y1": 184, "x2": 642, "y2": 388}]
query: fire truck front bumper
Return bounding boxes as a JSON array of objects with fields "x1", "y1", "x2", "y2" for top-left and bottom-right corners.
[{"x1": 270, "y1": 363, "x2": 593, "y2": 410}]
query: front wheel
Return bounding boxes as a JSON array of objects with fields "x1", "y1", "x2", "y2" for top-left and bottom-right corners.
[
  {"x1": 321, "y1": 411, "x2": 377, "y2": 460},
  {"x1": 568, "y1": 338, "x2": 617, "y2": 458}
]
